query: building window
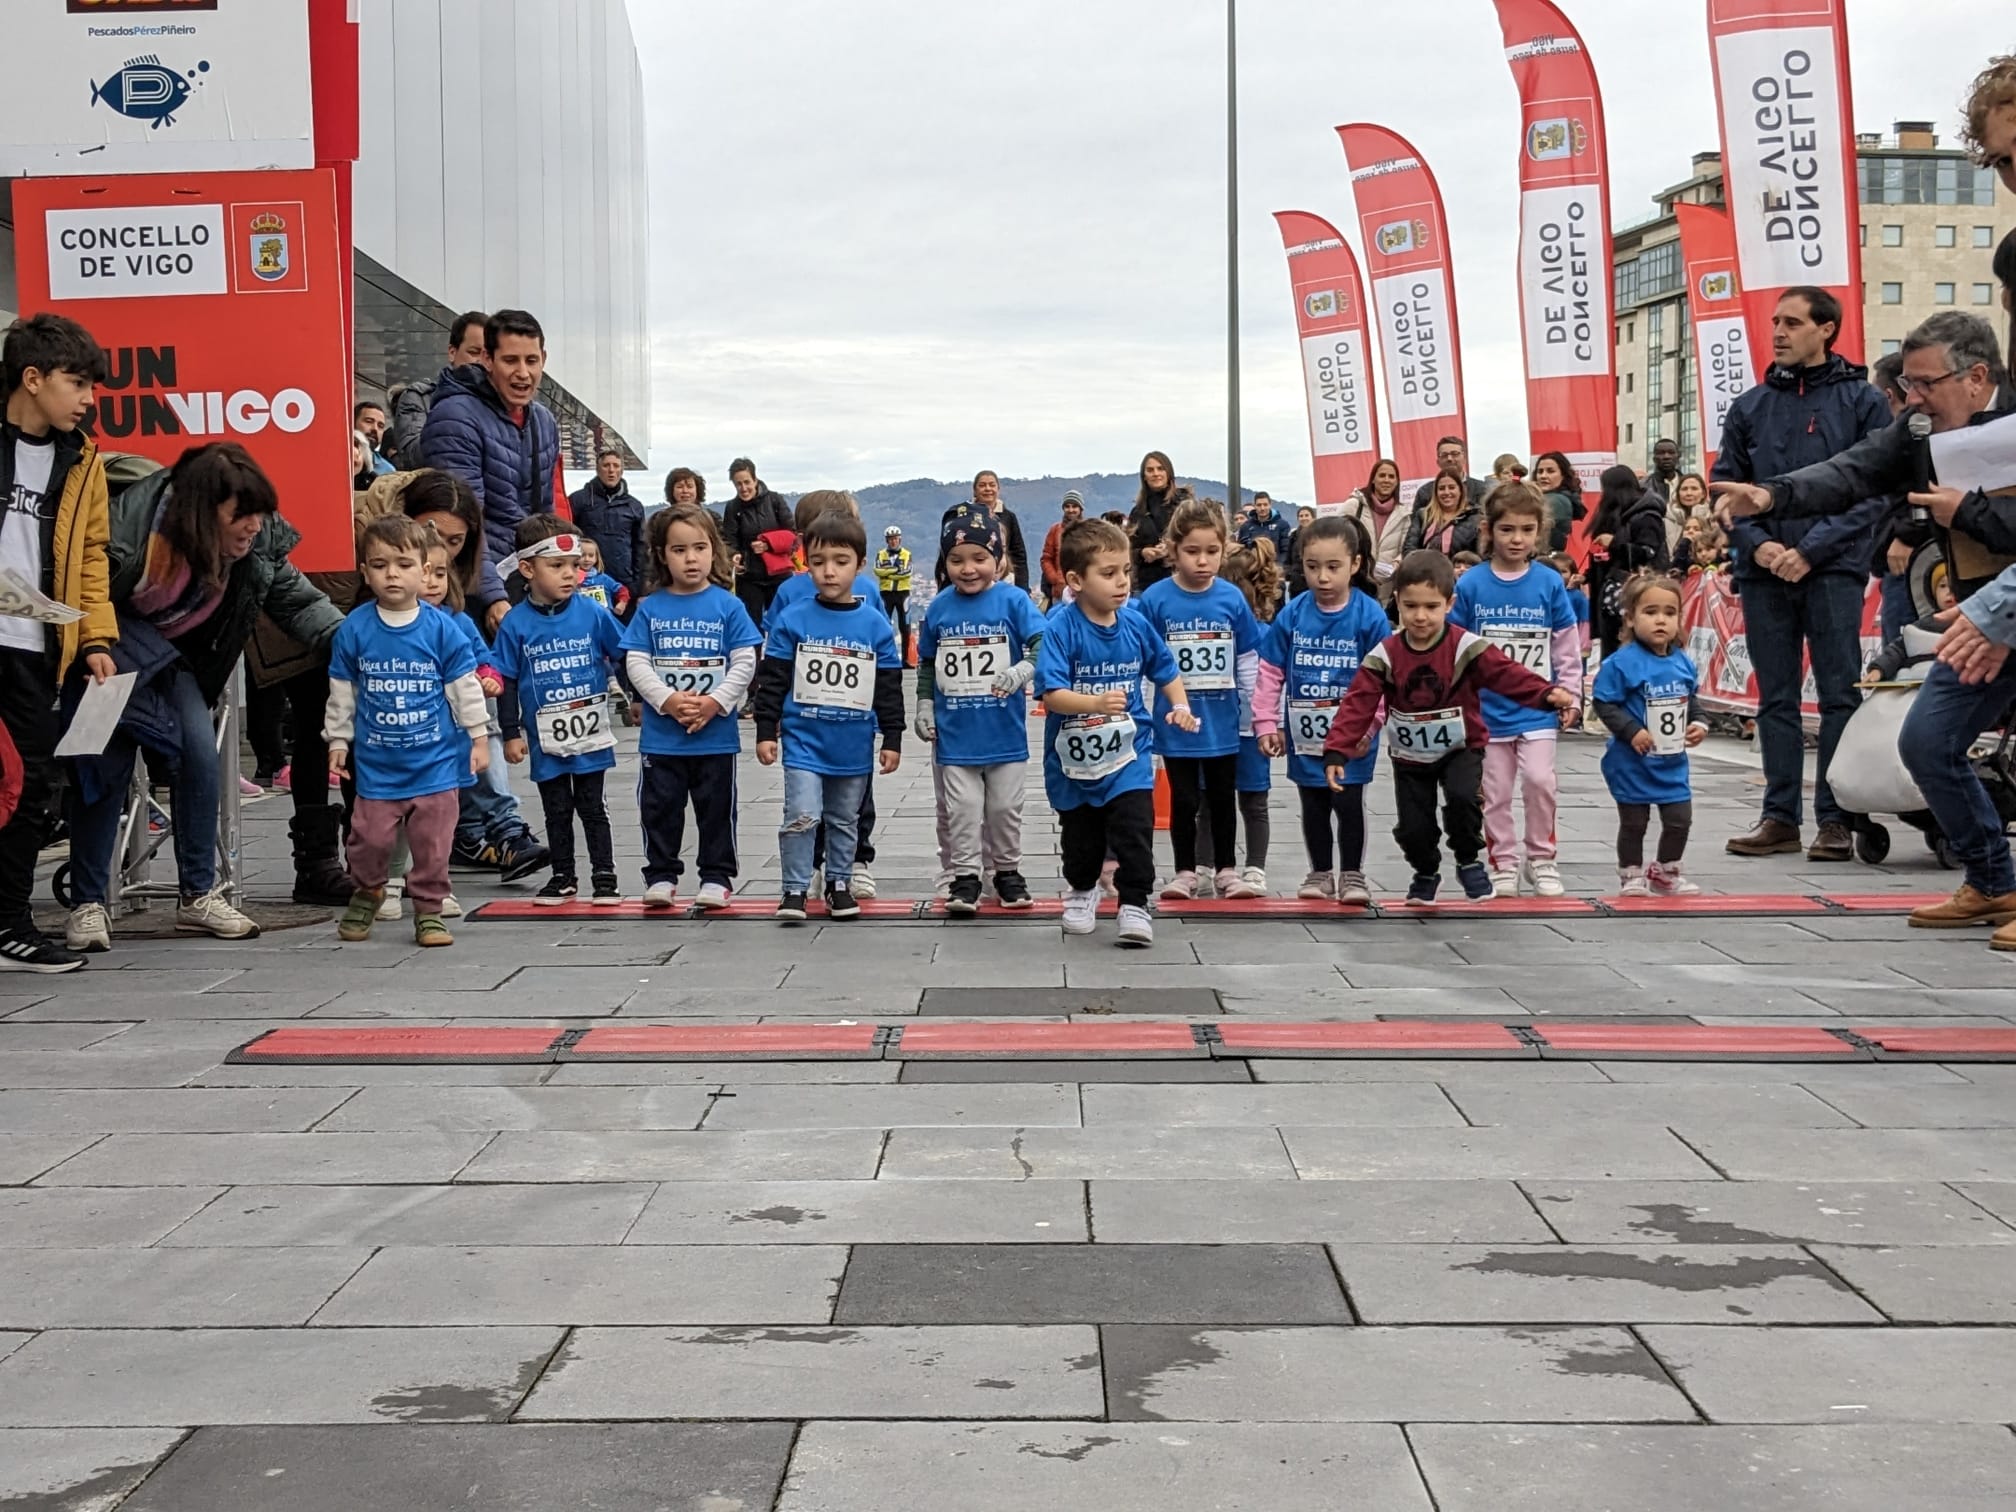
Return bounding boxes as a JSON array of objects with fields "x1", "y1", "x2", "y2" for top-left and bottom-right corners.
[
  {"x1": 1977, "y1": 283, "x2": 1997, "y2": 305},
  {"x1": 1882, "y1": 224, "x2": 1904, "y2": 247},
  {"x1": 1881, "y1": 339, "x2": 1903, "y2": 356},
  {"x1": 1624, "y1": 372, "x2": 1634, "y2": 394},
  {"x1": 1624, "y1": 423, "x2": 1633, "y2": 444},
  {"x1": 1858, "y1": 154, "x2": 1997, "y2": 206},
  {"x1": 1646, "y1": 307, "x2": 1665, "y2": 446},
  {"x1": 1977, "y1": 226, "x2": 1996, "y2": 248},
  {"x1": 1935, "y1": 283, "x2": 1956, "y2": 305},
  {"x1": 1859, "y1": 224, "x2": 1868, "y2": 247},
  {"x1": 1936, "y1": 225, "x2": 1957, "y2": 248},
  {"x1": 1881, "y1": 282, "x2": 1903, "y2": 304},
  {"x1": 1614, "y1": 240, "x2": 1682, "y2": 312}
]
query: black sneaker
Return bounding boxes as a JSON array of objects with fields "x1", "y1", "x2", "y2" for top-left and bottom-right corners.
[
  {"x1": 946, "y1": 874, "x2": 983, "y2": 916},
  {"x1": 1405, "y1": 873, "x2": 1441, "y2": 907},
  {"x1": 777, "y1": 891, "x2": 809, "y2": 922},
  {"x1": 496, "y1": 833, "x2": 552, "y2": 884},
  {"x1": 449, "y1": 839, "x2": 495, "y2": 872},
  {"x1": 1456, "y1": 862, "x2": 1497, "y2": 902},
  {"x1": 993, "y1": 870, "x2": 1034, "y2": 910},
  {"x1": 590, "y1": 874, "x2": 623, "y2": 905},
  {"x1": 824, "y1": 885, "x2": 862, "y2": 920},
  {"x1": 535, "y1": 876, "x2": 578, "y2": 906},
  {"x1": 0, "y1": 925, "x2": 86, "y2": 974}
]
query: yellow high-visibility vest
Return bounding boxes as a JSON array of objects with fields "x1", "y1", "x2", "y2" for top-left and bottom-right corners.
[{"x1": 875, "y1": 546, "x2": 913, "y2": 593}]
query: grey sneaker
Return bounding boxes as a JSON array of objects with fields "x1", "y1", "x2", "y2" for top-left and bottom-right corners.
[
  {"x1": 1116, "y1": 903, "x2": 1155, "y2": 948},
  {"x1": 850, "y1": 867, "x2": 877, "y2": 900},
  {"x1": 175, "y1": 887, "x2": 259, "y2": 939},
  {"x1": 64, "y1": 902, "x2": 111, "y2": 953},
  {"x1": 1337, "y1": 871, "x2": 1372, "y2": 905}
]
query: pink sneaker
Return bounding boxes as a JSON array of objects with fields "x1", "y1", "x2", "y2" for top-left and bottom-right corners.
[{"x1": 1160, "y1": 870, "x2": 1199, "y2": 901}]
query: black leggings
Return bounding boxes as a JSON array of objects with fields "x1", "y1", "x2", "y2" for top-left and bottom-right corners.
[
  {"x1": 1616, "y1": 800, "x2": 1693, "y2": 868},
  {"x1": 539, "y1": 770, "x2": 614, "y2": 881},
  {"x1": 1163, "y1": 754, "x2": 1237, "y2": 874},
  {"x1": 1195, "y1": 790, "x2": 1271, "y2": 872},
  {"x1": 1299, "y1": 783, "x2": 1368, "y2": 873},
  {"x1": 881, "y1": 590, "x2": 910, "y2": 647}
]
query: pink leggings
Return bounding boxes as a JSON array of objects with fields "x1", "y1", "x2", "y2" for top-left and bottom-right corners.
[{"x1": 1482, "y1": 732, "x2": 1558, "y2": 870}]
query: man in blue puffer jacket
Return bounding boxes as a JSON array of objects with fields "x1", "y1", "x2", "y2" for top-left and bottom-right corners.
[
  {"x1": 1712, "y1": 286, "x2": 1892, "y2": 864},
  {"x1": 419, "y1": 309, "x2": 570, "y2": 631}
]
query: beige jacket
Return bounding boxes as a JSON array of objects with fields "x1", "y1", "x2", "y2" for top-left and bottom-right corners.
[{"x1": 1340, "y1": 489, "x2": 1416, "y2": 596}]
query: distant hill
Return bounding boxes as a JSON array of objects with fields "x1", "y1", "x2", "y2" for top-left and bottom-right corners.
[{"x1": 829, "y1": 473, "x2": 1284, "y2": 551}]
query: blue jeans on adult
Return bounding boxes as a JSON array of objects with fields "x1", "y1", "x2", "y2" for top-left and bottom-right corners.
[
  {"x1": 454, "y1": 735, "x2": 525, "y2": 849},
  {"x1": 1739, "y1": 571, "x2": 1865, "y2": 830},
  {"x1": 68, "y1": 665, "x2": 219, "y2": 905},
  {"x1": 780, "y1": 767, "x2": 868, "y2": 894},
  {"x1": 1879, "y1": 571, "x2": 1916, "y2": 644},
  {"x1": 1900, "y1": 658, "x2": 2016, "y2": 897}
]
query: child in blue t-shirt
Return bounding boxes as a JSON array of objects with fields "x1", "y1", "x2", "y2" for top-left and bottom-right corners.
[
  {"x1": 1452, "y1": 486, "x2": 1585, "y2": 898},
  {"x1": 1195, "y1": 538, "x2": 1282, "y2": 897},
  {"x1": 1592, "y1": 574, "x2": 1707, "y2": 897},
  {"x1": 1254, "y1": 516, "x2": 1392, "y2": 905},
  {"x1": 1136, "y1": 500, "x2": 1264, "y2": 901},
  {"x1": 915, "y1": 505, "x2": 1047, "y2": 914},
  {"x1": 620, "y1": 504, "x2": 762, "y2": 910},
  {"x1": 751, "y1": 510, "x2": 905, "y2": 922},
  {"x1": 494, "y1": 518, "x2": 628, "y2": 905},
  {"x1": 324, "y1": 517, "x2": 492, "y2": 947},
  {"x1": 1035, "y1": 518, "x2": 1197, "y2": 948},
  {"x1": 575, "y1": 537, "x2": 633, "y2": 619}
]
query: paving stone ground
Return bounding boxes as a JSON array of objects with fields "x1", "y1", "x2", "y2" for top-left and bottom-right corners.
[{"x1": 2, "y1": 726, "x2": 2013, "y2": 1508}]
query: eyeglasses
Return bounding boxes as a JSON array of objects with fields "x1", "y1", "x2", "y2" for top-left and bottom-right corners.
[{"x1": 1897, "y1": 370, "x2": 1962, "y2": 397}]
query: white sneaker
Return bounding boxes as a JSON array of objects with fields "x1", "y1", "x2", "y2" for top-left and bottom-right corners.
[
  {"x1": 1239, "y1": 866, "x2": 1268, "y2": 898},
  {"x1": 1116, "y1": 904, "x2": 1155, "y2": 948},
  {"x1": 1061, "y1": 888, "x2": 1100, "y2": 936},
  {"x1": 376, "y1": 880, "x2": 404, "y2": 921},
  {"x1": 1618, "y1": 866, "x2": 1652, "y2": 898},
  {"x1": 1160, "y1": 870, "x2": 1199, "y2": 901},
  {"x1": 175, "y1": 887, "x2": 259, "y2": 939},
  {"x1": 1337, "y1": 871, "x2": 1372, "y2": 905},
  {"x1": 1524, "y1": 858, "x2": 1566, "y2": 897},
  {"x1": 64, "y1": 902, "x2": 110, "y2": 953},
  {"x1": 1489, "y1": 868, "x2": 1520, "y2": 898},
  {"x1": 850, "y1": 868, "x2": 877, "y2": 900},
  {"x1": 643, "y1": 880, "x2": 678, "y2": 910},
  {"x1": 1647, "y1": 861, "x2": 1702, "y2": 896},
  {"x1": 440, "y1": 893, "x2": 463, "y2": 919},
  {"x1": 696, "y1": 881, "x2": 733, "y2": 910},
  {"x1": 1297, "y1": 871, "x2": 1336, "y2": 900}
]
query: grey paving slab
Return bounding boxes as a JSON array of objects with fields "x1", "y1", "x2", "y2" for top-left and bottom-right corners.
[
  {"x1": 1677, "y1": 1127, "x2": 2016, "y2": 1181},
  {"x1": 41, "y1": 1132, "x2": 489, "y2": 1186},
  {"x1": 0, "y1": 1429, "x2": 186, "y2": 1511},
  {"x1": 918, "y1": 987, "x2": 1221, "y2": 1016},
  {"x1": 1444, "y1": 1083, "x2": 1855, "y2": 1128},
  {"x1": 701, "y1": 1084, "x2": 1082, "y2": 1130},
  {"x1": 0, "y1": 1333, "x2": 27, "y2": 1365},
  {"x1": 628, "y1": 1179, "x2": 1087, "y2": 1244},
  {"x1": 1250, "y1": 1058, "x2": 1610, "y2": 1083},
  {"x1": 879, "y1": 1127, "x2": 1298, "y2": 1181},
  {"x1": 1341, "y1": 962, "x2": 1634, "y2": 993},
  {"x1": 1222, "y1": 986, "x2": 1527, "y2": 1016},
  {"x1": 0, "y1": 1134, "x2": 96, "y2": 1184},
  {"x1": 0, "y1": 1088, "x2": 353, "y2": 1134},
  {"x1": 520, "y1": 1324, "x2": 1101, "y2": 1420},
  {"x1": 1805, "y1": 1084, "x2": 2016, "y2": 1128},
  {"x1": 548, "y1": 1060, "x2": 902, "y2": 1084},
  {"x1": 1080, "y1": 1082, "x2": 1464, "y2": 1127},
  {"x1": 900, "y1": 1058, "x2": 1252, "y2": 1083},
  {"x1": 0, "y1": 1186, "x2": 223, "y2": 1247},
  {"x1": 188, "y1": 1063, "x2": 554, "y2": 1086},
  {"x1": 314, "y1": 1244, "x2": 844, "y2": 1325},
  {"x1": 307, "y1": 989, "x2": 625, "y2": 1018},
  {"x1": 1060, "y1": 963, "x2": 1346, "y2": 992},
  {"x1": 314, "y1": 1086, "x2": 713, "y2": 1132},
  {"x1": 1333, "y1": 1243, "x2": 1879, "y2": 1324},
  {"x1": 1090, "y1": 1180, "x2": 1554, "y2": 1244},
  {"x1": 1104, "y1": 1325, "x2": 1693, "y2": 1422},
  {"x1": 0, "y1": 1052, "x2": 222, "y2": 1088},
  {"x1": 0, "y1": 1247, "x2": 371, "y2": 1328},
  {"x1": 1283, "y1": 1126, "x2": 1717, "y2": 1180},
  {"x1": 1409, "y1": 1424, "x2": 2016, "y2": 1512},
  {"x1": 1640, "y1": 1324, "x2": 2016, "y2": 1423},
  {"x1": 785, "y1": 960, "x2": 1069, "y2": 989},
  {"x1": 1953, "y1": 1182, "x2": 2016, "y2": 1227},
  {"x1": 13, "y1": 969, "x2": 243, "y2": 998},
  {"x1": 117, "y1": 1423, "x2": 797, "y2": 1512},
  {"x1": 1587, "y1": 1060, "x2": 1970, "y2": 1084},
  {"x1": 1887, "y1": 953, "x2": 2016, "y2": 989},
  {"x1": 0, "y1": 1023, "x2": 133, "y2": 1050},
  {"x1": 1524, "y1": 1180, "x2": 2016, "y2": 1246},
  {"x1": 615, "y1": 989, "x2": 923, "y2": 1017},
  {"x1": 0, "y1": 1326, "x2": 562, "y2": 1426},
  {"x1": 1809, "y1": 1244, "x2": 2016, "y2": 1322},
  {"x1": 836, "y1": 1243, "x2": 1349, "y2": 1324},
  {"x1": 456, "y1": 1130, "x2": 883, "y2": 1182},
  {"x1": 774, "y1": 1421, "x2": 1432, "y2": 1512},
  {"x1": 162, "y1": 1183, "x2": 655, "y2": 1247},
  {"x1": 7, "y1": 995, "x2": 324, "y2": 1023},
  {"x1": 219, "y1": 964, "x2": 524, "y2": 994},
  {"x1": 1806, "y1": 988, "x2": 2016, "y2": 1014}
]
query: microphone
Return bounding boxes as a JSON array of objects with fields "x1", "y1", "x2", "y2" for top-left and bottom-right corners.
[{"x1": 1907, "y1": 412, "x2": 1934, "y2": 523}]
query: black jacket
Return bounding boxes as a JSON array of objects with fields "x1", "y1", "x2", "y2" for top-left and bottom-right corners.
[
  {"x1": 568, "y1": 477, "x2": 648, "y2": 595},
  {"x1": 1411, "y1": 475, "x2": 1490, "y2": 511},
  {"x1": 1129, "y1": 487, "x2": 1193, "y2": 588},
  {"x1": 1588, "y1": 491, "x2": 1671, "y2": 648},
  {"x1": 1403, "y1": 502, "x2": 1482, "y2": 559},
  {"x1": 721, "y1": 487, "x2": 796, "y2": 586}
]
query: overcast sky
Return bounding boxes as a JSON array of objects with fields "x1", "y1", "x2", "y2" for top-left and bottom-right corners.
[{"x1": 630, "y1": 0, "x2": 2005, "y2": 499}]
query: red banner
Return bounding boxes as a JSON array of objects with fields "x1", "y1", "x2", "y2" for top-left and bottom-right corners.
[
  {"x1": 1680, "y1": 570, "x2": 1881, "y2": 715},
  {"x1": 12, "y1": 169, "x2": 355, "y2": 571},
  {"x1": 1494, "y1": 0, "x2": 1617, "y2": 497},
  {"x1": 1675, "y1": 203, "x2": 1757, "y2": 475},
  {"x1": 1706, "y1": 0, "x2": 1865, "y2": 363},
  {"x1": 1338, "y1": 124, "x2": 1467, "y2": 501},
  {"x1": 1273, "y1": 211, "x2": 1382, "y2": 512}
]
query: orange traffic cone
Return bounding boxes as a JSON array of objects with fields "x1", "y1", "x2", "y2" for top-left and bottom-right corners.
[{"x1": 1152, "y1": 760, "x2": 1172, "y2": 831}]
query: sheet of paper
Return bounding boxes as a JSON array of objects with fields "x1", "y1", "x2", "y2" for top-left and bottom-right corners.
[
  {"x1": 0, "y1": 567, "x2": 84, "y2": 625},
  {"x1": 1931, "y1": 412, "x2": 2016, "y2": 496},
  {"x1": 53, "y1": 672, "x2": 137, "y2": 759}
]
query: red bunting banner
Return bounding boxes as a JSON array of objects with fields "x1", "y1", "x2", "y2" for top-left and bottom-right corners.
[{"x1": 1273, "y1": 211, "x2": 1382, "y2": 512}]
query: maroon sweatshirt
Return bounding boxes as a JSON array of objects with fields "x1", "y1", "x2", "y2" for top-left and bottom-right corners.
[{"x1": 1325, "y1": 626, "x2": 1560, "y2": 763}]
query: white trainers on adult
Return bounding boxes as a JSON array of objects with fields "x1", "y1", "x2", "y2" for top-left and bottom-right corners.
[
  {"x1": 695, "y1": 882, "x2": 733, "y2": 910},
  {"x1": 642, "y1": 881, "x2": 678, "y2": 911},
  {"x1": 376, "y1": 880, "x2": 404, "y2": 921},
  {"x1": 64, "y1": 902, "x2": 111, "y2": 953},
  {"x1": 1336, "y1": 871, "x2": 1372, "y2": 905},
  {"x1": 1061, "y1": 889, "x2": 1100, "y2": 936},
  {"x1": 850, "y1": 868, "x2": 877, "y2": 900},
  {"x1": 1297, "y1": 871, "x2": 1336, "y2": 900},
  {"x1": 440, "y1": 893, "x2": 464, "y2": 919},
  {"x1": 1160, "y1": 870, "x2": 1198, "y2": 901},
  {"x1": 176, "y1": 888, "x2": 259, "y2": 939},
  {"x1": 1489, "y1": 869, "x2": 1520, "y2": 899},
  {"x1": 1115, "y1": 904, "x2": 1155, "y2": 948},
  {"x1": 1647, "y1": 861, "x2": 1702, "y2": 896},
  {"x1": 1523, "y1": 859, "x2": 1566, "y2": 897},
  {"x1": 1617, "y1": 866, "x2": 1652, "y2": 898}
]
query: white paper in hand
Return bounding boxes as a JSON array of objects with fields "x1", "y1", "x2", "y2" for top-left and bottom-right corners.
[
  {"x1": 0, "y1": 568, "x2": 84, "y2": 625},
  {"x1": 1930, "y1": 411, "x2": 2016, "y2": 496},
  {"x1": 54, "y1": 672, "x2": 137, "y2": 759}
]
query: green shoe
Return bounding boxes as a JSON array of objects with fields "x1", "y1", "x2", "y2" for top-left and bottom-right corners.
[
  {"x1": 413, "y1": 913, "x2": 453, "y2": 948},
  {"x1": 338, "y1": 889, "x2": 383, "y2": 942}
]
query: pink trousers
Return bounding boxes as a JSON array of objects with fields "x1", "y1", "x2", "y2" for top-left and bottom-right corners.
[{"x1": 1482, "y1": 732, "x2": 1558, "y2": 870}]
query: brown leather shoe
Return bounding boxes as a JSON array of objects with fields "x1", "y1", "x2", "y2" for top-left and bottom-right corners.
[
  {"x1": 1807, "y1": 821, "x2": 1854, "y2": 862},
  {"x1": 1991, "y1": 917, "x2": 2016, "y2": 952},
  {"x1": 1910, "y1": 884, "x2": 2016, "y2": 930},
  {"x1": 1726, "y1": 818, "x2": 1802, "y2": 857}
]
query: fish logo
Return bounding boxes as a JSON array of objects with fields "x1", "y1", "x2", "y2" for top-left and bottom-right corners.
[
  {"x1": 1699, "y1": 271, "x2": 1734, "y2": 302},
  {"x1": 90, "y1": 56, "x2": 209, "y2": 131},
  {"x1": 1304, "y1": 289, "x2": 1339, "y2": 320},
  {"x1": 1375, "y1": 218, "x2": 1430, "y2": 256},
  {"x1": 248, "y1": 212, "x2": 290, "y2": 283},
  {"x1": 1526, "y1": 117, "x2": 1589, "y2": 161}
]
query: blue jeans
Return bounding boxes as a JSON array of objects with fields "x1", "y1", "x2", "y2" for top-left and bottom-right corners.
[
  {"x1": 1879, "y1": 571, "x2": 1916, "y2": 645},
  {"x1": 1901, "y1": 658, "x2": 2016, "y2": 897},
  {"x1": 780, "y1": 767, "x2": 868, "y2": 894},
  {"x1": 1739, "y1": 571, "x2": 1865, "y2": 829},
  {"x1": 69, "y1": 665, "x2": 219, "y2": 904},
  {"x1": 453, "y1": 735, "x2": 527, "y2": 849}
]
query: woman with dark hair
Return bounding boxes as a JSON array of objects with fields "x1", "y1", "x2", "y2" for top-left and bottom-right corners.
[
  {"x1": 721, "y1": 457, "x2": 797, "y2": 625},
  {"x1": 1404, "y1": 469, "x2": 1483, "y2": 559},
  {"x1": 1530, "y1": 451, "x2": 1581, "y2": 552},
  {"x1": 63, "y1": 443, "x2": 343, "y2": 949},
  {"x1": 1128, "y1": 451, "x2": 1193, "y2": 588},
  {"x1": 664, "y1": 467, "x2": 707, "y2": 509},
  {"x1": 1586, "y1": 463, "x2": 1672, "y2": 656},
  {"x1": 1340, "y1": 458, "x2": 1412, "y2": 593}
]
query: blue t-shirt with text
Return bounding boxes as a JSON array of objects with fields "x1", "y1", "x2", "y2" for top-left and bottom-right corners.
[
  {"x1": 765, "y1": 593, "x2": 902, "y2": 777},
  {"x1": 917, "y1": 582, "x2": 1047, "y2": 767},
  {"x1": 493, "y1": 594, "x2": 627, "y2": 782},
  {"x1": 765, "y1": 569, "x2": 882, "y2": 633},
  {"x1": 620, "y1": 585, "x2": 762, "y2": 757},
  {"x1": 1452, "y1": 564, "x2": 1579, "y2": 738},
  {"x1": 1136, "y1": 577, "x2": 1263, "y2": 758},
  {"x1": 1593, "y1": 640, "x2": 1699, "y2": 806},
  {"x1": 1034, "y1": 602, "x2": 1178, "y2": 811},
  {"x1": 1263, "y1": 589, "x2": 1391, "y2": 788},
  {"x1": 328, "y1": 604, "x2": 478, "y2": 801}
]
